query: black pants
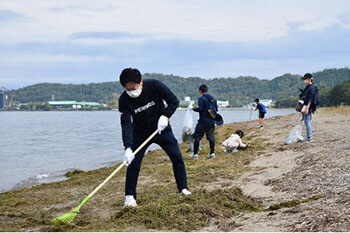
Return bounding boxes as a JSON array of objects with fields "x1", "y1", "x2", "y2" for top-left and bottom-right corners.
[
  {"x1": 125, "y1": 130, "x2": 188, "y2": 198},
  {"x1": 193, "y1": 124, "x2": 215, "y2": 155}
]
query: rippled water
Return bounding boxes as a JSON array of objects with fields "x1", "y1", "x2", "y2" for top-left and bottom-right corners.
[{"x1": 0, "y1": 109, "x2": 294, "y2": 192}]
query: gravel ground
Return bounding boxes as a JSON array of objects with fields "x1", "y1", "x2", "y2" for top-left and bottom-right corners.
[{"x1": 231, "y1": 109, "x2": 350, "y2": 231}]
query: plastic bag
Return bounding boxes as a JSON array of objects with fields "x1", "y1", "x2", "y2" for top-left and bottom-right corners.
[
  {"x1": 182, "y1": 104, "x2": 194, "y2": 142},
  {"x1": 285, "y1": 125, "x2": 304, "y2": 145},
  {"x1": 295, "y1": 100, "x2": 304, "y2": 112}
]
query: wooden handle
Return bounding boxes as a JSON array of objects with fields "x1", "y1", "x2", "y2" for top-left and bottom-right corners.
[{"x1": 87, "y1": 129, "x2": 158, "y2": 198}]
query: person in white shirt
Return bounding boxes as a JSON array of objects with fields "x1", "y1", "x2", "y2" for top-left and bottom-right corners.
[{"x1": 222, "y1": 130, "x2": 247, "y2": 153}]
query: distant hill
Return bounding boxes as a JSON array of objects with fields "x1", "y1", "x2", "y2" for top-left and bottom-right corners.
[{"x1": 12, "y1": 68, "x2": 350, "y2": 107}]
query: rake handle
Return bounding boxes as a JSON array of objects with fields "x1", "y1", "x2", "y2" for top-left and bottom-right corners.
[{"x1": 83, "y1": 129, "x2": 159, "y2": 202}]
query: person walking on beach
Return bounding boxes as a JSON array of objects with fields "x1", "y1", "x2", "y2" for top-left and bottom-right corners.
[
  {"x1": 189, "y1": 84, "x2": 218, "y2": 159},
  {"x1": 300, "y1": 73, "x2": 317, "y2": 142},
  {"x1": 118, "y1": 68, "x2": 191, "y2": 207},
  {"x1": 254, "y1": 98, "x2": 266, "y2": 129}
]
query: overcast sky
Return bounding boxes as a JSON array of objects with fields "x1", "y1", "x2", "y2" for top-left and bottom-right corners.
[{"x1": 1, "y1": 0, "x2": 350, "y2": 89}]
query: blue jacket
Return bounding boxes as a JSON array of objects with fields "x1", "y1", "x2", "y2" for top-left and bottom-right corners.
[
  {"x1": 257, "y1": 103, "x2": 266, "y2": 114},
  {"x1": 193, "y1": 94, "x2": 217, "y2": 126},
  {"x1": 303, "y1": 84, "x2": 316, "y2": 113},
  {"x1": 118, "y1": 79, "x2": 179, "y2": 149}
]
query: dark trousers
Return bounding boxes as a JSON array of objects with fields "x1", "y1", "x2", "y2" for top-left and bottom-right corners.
[
  {"x1": 125, "y1": 130, "x2": 188, "y2": 198},
  {"x1": 193, "y1": 124, "x2": 215, "y2": 155}
]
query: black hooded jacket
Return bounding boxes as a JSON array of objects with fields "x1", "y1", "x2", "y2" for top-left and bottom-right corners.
[{"x1": 118, "y1": 79, "x2": 179, "y2": 149}]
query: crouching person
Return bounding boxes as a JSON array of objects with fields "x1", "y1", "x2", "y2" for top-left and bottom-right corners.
[
  {"x1": 222, "y1": 130, "x2": 247, "y2": 153},
  {"x1": 118, "y1": 68, "x2": 191, "y2": 207}
]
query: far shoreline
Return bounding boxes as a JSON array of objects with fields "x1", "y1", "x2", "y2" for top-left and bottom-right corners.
[{"x1": 0, "y1": 107, "x2": 295, "y2": 112}]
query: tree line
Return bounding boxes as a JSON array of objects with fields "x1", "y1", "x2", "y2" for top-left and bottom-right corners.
[{"x1": 10, "y1": 67, "x2": 350, "y2": 108}]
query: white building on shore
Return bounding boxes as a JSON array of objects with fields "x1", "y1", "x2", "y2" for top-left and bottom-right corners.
[
  {"x1": 260, "y1": 99, "x2": 273, "y2": 107},
  {"x1": 180, "y1": 96, "x2": 195, "y2": 106},
  {"x1": 244, "y1": 99, "x2": 273, "y2": 108},
  {"x1": 217, "y1": 100, "x2": 229, "y2": 107},
  {"x1": 180, "y1": 96, "x2": 229, "y2": 108}
]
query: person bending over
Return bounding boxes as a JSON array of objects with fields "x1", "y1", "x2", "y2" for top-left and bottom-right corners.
[{"x1": 118, "y1": 68, "x2": 191, "y2": 207}]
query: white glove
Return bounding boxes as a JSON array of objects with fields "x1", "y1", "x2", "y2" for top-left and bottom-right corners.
[
  {"x1": 123, "y1": 148, "x2": 134, "y2": 166},
  {"x1": 157, "y1": 115, "x2": 169, "y2": 134}
]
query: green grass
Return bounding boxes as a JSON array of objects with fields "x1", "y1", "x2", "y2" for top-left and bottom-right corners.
[
  {"x1": 319, "y1": 106, "x2": 350, "y2": 115},
  {"x1": 108, "y1": 187, "x2": 260, "y2": 232},
  {"x1": 0, "y1": 116, "x2": 313, "y2": 231},
  {"x1": 266, "y1": 195, "x2": 324, "y2": 211}
]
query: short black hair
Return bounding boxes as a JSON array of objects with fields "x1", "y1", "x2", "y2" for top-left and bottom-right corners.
[
  {"x1": 303, "y1": 73, "x2": 313, "y2": 79},
  {"x1": 235, "y1": 130, "x2": 244, "y2": 138},
  {"x1": 255, "y1": 98, "x2": 259, "y2": 103},
  {"x1": 119, "y1": 68, "x2": 142, "y2": 86},
  {"x1": 199, "y1": 84, "x2": 208, "y2": 93}
]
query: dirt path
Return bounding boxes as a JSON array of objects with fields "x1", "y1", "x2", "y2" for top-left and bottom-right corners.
[{"x1": 229, "y1": 108, "x2": 350, "y2": 231}]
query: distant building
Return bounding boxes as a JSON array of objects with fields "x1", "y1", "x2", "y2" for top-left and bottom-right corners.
[
  {"x1": 180, "y1": 96, "x2": 195, "y2": 106},
  {"x1": 0, "y1": 87, "x2": 10, "y2": 109},
  {"x1": 243, "y1": 103, "x2": 255, "y2": 109},
  {"x1": 48, "y1": 101, "x2": 101, "y2": 108},
  {"x1": 217, "y1": 100, "x2": 229, "y2": 107},
  {"x1": 260, "y1": 99, "x2": 273, "y2": 107},
  {"x1": 244, "y1": 99, "x2": 273, "y2": 108}
]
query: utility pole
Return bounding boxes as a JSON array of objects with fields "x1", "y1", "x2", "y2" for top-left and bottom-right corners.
[{"x1": 9, "y1": 92, "x2": 15, "y2": 107}]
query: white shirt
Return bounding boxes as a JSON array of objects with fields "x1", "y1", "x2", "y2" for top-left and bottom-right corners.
[{"x1": 222, "y1": 134, "x2": 246, "y2": 149}]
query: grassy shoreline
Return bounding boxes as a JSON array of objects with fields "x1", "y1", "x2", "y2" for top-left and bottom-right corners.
[{"x1": 1, "y1": 107, "x2": 347, "y2": 231}]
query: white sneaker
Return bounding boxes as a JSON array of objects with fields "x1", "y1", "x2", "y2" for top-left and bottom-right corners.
[
  {"x1": 259, "y1": 126, "x2": 264, "y2": 130},
  {"x1": 181, "y1": 188, "x2": 192, "y2": 196},
  {"x1": 188, "y1": 153, "x2": 198, "y2": 159},
  {"x1": 124, "y1": 195, "x2": 137, "y2": 207},
  {"x1": 207, "y1": 153, "x2": 215, "y2": 159},
  {"x1": 301, "y1": 137, "x2": 313, "y2": 143}
]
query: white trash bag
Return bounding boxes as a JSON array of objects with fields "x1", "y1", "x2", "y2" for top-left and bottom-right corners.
[
  {"x1": 285, "y1": 125, "x2": 304, "y2": 145},
  {"x1": 182, "y1": 104, "x2": 194, "y2": 142}
]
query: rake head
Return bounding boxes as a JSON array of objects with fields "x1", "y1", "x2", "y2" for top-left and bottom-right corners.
[{"x1": 52, "y1": 208, "x2": 79, "y2": 225}]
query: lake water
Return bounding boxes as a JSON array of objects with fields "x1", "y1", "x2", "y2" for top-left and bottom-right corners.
[{"x1": 0, "y1": 109, "x2": 294, "y2": 193}]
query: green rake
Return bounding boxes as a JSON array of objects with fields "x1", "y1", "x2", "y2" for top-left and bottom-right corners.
[{"x1": 52, "y1": 129, "x2": 158, "y2": 225}]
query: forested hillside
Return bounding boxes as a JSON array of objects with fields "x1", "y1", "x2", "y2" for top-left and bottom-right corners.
[{"x1": 11, "y1": 68, "x2": 350, "y2": 107}]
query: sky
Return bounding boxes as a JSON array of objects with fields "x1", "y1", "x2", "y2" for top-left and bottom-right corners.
[{"x1": 1, "y1": 0, "x2": 350, "y2": 89}]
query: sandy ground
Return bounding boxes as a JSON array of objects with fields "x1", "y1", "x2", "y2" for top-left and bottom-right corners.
[
  {"x1": 226, "y1": 109, "x2": 350, "y2": 231},
  {"x1": 1, "y1": 108, "x2": 349, "y2": 232}
]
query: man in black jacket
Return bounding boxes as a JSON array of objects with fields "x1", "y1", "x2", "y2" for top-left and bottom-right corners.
[
  {"x1": 190, "y1": 84, "x2": 218, "y2": 159},
  {"x1": 300, "y1": 73, "x2": 317, "y2": 141},
  {"x1": 118, "y1": 68, "x2": 191, "y2": 207}
]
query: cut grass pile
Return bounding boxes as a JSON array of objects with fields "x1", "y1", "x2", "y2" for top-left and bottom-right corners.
[{"x1": 2, "y1": 109, "x2": 338, "y2": 231}]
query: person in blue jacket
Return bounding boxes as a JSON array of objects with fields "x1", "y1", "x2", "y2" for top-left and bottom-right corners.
[
  {"x1": 300, "y1": 73, "x2": 316, "y2": 141},
  {"x1": 190, "y1": 84, "x2": 218, "y2": 159},
  {"x1": 118, "y1": 68, "x2": 191, "y2": 207},
  {"x1": 255, "y1": 98, "x2": 267, "y2": 129}
]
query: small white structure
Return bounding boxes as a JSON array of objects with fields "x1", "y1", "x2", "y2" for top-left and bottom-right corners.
[
  {"x1": 217, "y1": 100, "x2": 229, "y2": 107},
  {"x1": 72, "y1": 104, "x2": 82, "y2": 109},
  {"x1": 245, "y1": 103, "x2": 254, "y2": 109},
  {"x1": 48, "y1": 101, "x2": 100, "y2": 108},
  {"x1": 244, "y1": 99, "x2": 273, "y2": 108},
  {"x1": 180, "y1": 96, "x2": 195, "y2": 106},
  {"x1": 260, "y1": 99, "x2": 273, "y2": 107}
]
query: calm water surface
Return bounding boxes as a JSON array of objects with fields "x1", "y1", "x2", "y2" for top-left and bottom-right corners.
[{"x1": 0, "y1": 109, "x2": 294, "y2": 192}]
